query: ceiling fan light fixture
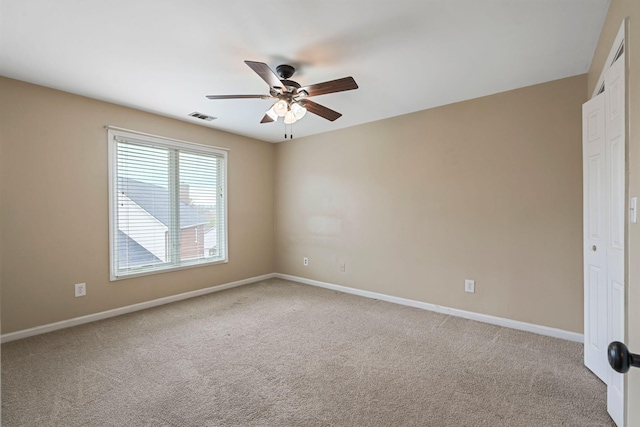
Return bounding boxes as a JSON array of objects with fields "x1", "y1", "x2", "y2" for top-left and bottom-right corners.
[
  {"x1": 284, "y1": 110, "x2": 297, "y2": 125},
  {"x1": 291, "y1": 102, "x2": 307, "y2": 120},
  {"x1": 273, "y1": 100, "x2": 288, "y2": 117}
]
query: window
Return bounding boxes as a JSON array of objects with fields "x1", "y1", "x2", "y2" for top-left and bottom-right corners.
[{"x1": 108, "y1": 128, "x2": 227, "y2": 280}]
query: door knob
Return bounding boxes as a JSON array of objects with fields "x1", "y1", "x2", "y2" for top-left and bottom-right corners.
[
  {"x1": 608, "y1": 341, "x2": 640, "y2": 373},
  {"x1": 592, "y1": 245, "x2": 597, "y2": 251}
]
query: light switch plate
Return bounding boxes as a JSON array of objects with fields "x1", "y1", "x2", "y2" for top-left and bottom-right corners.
[{"x1": 631, "y1": 197, "x2": 638, "y2": 224}]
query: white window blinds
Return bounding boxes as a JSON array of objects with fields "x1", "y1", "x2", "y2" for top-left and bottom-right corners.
[{"x1": 108, "y1": 128, "x2": 227, "y2": 280}]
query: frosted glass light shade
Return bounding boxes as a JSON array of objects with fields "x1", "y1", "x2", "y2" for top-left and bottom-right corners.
[
  {"x1": 273, "y1": 100, "x2": 288, "y2": 117},
  {"x1": 291, "y1": 102, "x2": 307, "y2": 120},
  {"x1": 284, "y1": 110, "x2": 297, "y2": 124}
]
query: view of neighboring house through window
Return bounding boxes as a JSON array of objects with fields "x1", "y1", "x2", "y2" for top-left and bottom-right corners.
[{"x1": 108, "y1": 128, "x2": 227, "y2": 280}]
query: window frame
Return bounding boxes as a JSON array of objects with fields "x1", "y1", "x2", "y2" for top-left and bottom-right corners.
[{"x1": 107, "y1": 127, "x2": 228, "y2": 281}]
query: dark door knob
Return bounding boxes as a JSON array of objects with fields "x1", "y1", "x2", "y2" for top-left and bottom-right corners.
[{"x1": 608, "y1": 341, "x2": 640, "y2": 373}]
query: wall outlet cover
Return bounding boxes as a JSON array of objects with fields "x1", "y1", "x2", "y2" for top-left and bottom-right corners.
[
  {"x1": 75, "y1": 283, "x2": 86, "y2": 297},
  {"x1": 465, "y1": 280, "x2": 475, "y2": 293}
]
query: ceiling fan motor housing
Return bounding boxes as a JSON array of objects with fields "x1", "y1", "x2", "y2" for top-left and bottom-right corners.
[{"x1": 280, "y1": 79, "x2": 301, "y2": 90}]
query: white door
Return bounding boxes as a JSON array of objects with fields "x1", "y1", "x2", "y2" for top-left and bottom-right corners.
[
  {"x1": 583, "y1": 51, "x2": 626, "y2": 427},
  {"x1": 583, "y1": 92, "x2": 609, "y2": 383},
  {"x1": 605, "y1": 52, "x2": 626, "y2": 427}
]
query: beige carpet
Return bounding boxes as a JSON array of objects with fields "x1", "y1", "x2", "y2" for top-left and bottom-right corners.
[{"x1": 2, "y1": 278, "x2": 613, "y2": 426}]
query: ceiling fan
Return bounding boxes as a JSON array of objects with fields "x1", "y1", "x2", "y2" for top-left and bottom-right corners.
[{"x1": 206, "y1": 61, "x2": 358, "y2": 125}]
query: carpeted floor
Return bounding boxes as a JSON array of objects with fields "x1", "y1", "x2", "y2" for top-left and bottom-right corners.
[{"x1": 2, "y1": 278, "x2": 613, "y2": 426}]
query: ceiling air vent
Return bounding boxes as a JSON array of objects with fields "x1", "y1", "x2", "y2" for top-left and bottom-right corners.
[{"x1": 188, "y1": 112, "x2": 216, "y2": 121}]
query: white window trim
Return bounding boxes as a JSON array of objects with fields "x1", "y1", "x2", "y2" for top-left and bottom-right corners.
[{"x1": 107, "y1": 126, "x2": 229, "y2": 281}]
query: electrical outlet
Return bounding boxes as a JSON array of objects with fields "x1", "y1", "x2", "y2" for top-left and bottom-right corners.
[
  {"x1": 339, "y1": 262, "x2": 346, "y2": 272},
  {"x1": 465, "y1": 280, "x2": 475, "y2": 293},
  {"x1": 75, "y1": 283, "x2": 86, "y2": 297},
  {"x1": 303, "y1": 257, "x2": 309, "y2": 266}
]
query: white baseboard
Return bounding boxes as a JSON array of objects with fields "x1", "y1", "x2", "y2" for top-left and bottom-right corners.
[
  {"x1": 1, "y1": 273, "x2": 277, "y2": 343},
  {"x1": 2, "y1": 272, "x2": 583, "y2": 344},
  {"x1": 274, "y1": 273, "x2": 584, "y2": 343}
]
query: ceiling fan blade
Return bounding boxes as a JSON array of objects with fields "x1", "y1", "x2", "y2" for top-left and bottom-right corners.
[
  {"x1": 206, "y1": 94, "x2": 271, "y2": 100},
  {"x1": 244, "y1": 61, "x2": 284, "y2": 89},
  {"x1": 260, "y1": 114, "x2": 275, "y2": 124},
  {"x1": 299, "y1": 99, "x2": 342, "y2": 121},
  {"x1": 298, "y1": 77, "x2": 358, "y2": 98},
  {"x1": 260, "y1": 104, "x2": 278, "y2": 124}
]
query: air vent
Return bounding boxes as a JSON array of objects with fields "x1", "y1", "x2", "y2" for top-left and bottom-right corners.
[{"x1": 188, "y1": 112, "x2": 216, "y2": 121}]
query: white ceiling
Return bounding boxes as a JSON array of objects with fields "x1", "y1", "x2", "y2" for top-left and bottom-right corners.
[{"x1": 0, "y1": 0, "x2": 609, "y2": 143}]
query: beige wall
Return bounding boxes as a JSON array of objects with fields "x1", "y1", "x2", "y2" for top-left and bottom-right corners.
[
  {"x1": 0, "y1": 77, "x2": 276, "y2": 334},
  {"x1": 588, "y1": 1, "x2": 640, "y2": 424},
  {"x1": 0, "y1": 73, "x2": 589, "y2": 336},
  {"x1": 275, "y1": 75, "x2": 587, "y2": 333}
]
